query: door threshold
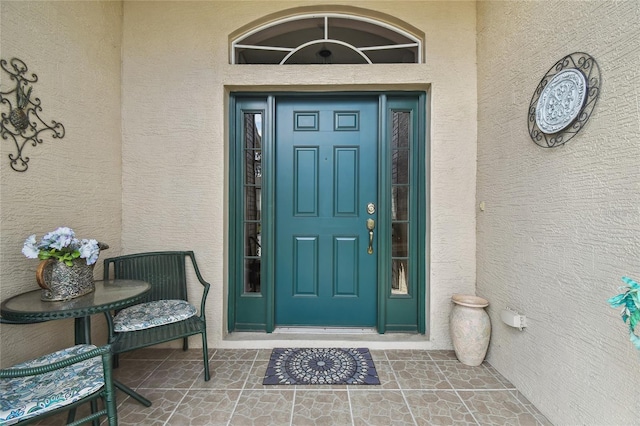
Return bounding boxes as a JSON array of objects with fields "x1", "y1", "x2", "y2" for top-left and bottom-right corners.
[
  {"x1": 224, "y1": 330, "x2": 430, "y2": 348},
  {"x1": 274, "y1": 327, "x2": 377, "y2": 334}
]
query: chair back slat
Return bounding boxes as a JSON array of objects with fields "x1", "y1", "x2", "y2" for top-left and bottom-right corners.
[{"x1": 105, "y1": 252, "x2": 188, "y2": 302}]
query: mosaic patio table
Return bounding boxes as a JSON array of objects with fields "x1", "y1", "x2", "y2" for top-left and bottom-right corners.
[{"x1": 1, "y1": 279, "x2": 151, "y2": 403}]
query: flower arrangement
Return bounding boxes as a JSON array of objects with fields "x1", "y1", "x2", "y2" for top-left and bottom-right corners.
[
  {"x1": 607, "y1": 276, "x2": 640, "y2": 350},
  {"x1": 22, "y1": 227, "x2": 103, "y2": 266}
]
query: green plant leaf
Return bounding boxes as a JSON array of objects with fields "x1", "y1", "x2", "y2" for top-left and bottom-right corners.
[
  {"x1": 607, "y1": 293, "x2": 625, "y2": 307},
  {"x1": 630, "y1": 332, "x2": 640, "y2": 350},
  {"x1": 630, "y1": 310, "x2": 640, "y2": 331},
  {"x1": 38, "y1": 251, "x2": 52, "y2": 260},
  {"x1": 622, "y1": 276, "x2": 640, "y2": 289}
]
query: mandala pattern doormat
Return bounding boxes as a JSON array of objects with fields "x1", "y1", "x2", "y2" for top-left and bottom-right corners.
[{"x1": 263, "y1": 348, "x2": 380, "y2": 385}]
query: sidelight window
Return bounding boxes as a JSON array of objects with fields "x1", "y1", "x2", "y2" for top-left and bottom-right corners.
[
  {"x1": 243, "y1": 112, "x2": 262, "y2": 294},
  {"x1": 391, "y1": 111, "x2": 411, "y2": 295}
]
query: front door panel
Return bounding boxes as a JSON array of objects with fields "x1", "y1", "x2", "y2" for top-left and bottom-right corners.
[{"x1": 275, "y1": 97, "x2": 378, "y2": 326}]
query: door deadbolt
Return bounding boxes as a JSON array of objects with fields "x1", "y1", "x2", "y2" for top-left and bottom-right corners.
[{"x1": 367, "y1": 203, "x2": 376, "y2": 215}]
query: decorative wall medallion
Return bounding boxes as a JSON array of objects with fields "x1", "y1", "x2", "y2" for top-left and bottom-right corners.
[
  {"x1": 528, "y1": 52, "x2": 601, "y2": 148},
  {"x1": 0, "y1": 58, "x2": 66, "y2": 172},
  {"x1": 535, "y1": 69, "x2": 587, "y2": 134}
]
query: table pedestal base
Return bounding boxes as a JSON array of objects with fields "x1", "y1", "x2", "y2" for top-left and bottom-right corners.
[{"x1": 114, "y1": 380, "x2": 152, "y2": 407}]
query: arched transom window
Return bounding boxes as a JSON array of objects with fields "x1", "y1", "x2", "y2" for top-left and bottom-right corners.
[{"x1": 232, "y1": 14, "x2": 422, "y2": 64}]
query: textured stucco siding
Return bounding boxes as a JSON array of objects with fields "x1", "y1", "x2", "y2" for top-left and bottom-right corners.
[
  {"x1": 477, "y1": 1, "x2": 640, "y2": 424},
  {"x1": 121, "y1": 1, "x2": 477, "y2": 349},
  {"x1": 0, "y1": 2, "x2": 123, "y2": 366}
]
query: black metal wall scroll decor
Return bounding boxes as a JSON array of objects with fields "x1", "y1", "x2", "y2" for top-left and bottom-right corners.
[
  {"x1": 528, "y1": 52, "x2": 601, "y2": 148},
  {"x1": 0, "y1": 58, "x2": 65, "y2": 172}
]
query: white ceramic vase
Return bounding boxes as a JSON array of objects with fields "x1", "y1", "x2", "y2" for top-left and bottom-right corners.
[{"x1": 449, "y1": 294, "x2": 491, "y2": 366}]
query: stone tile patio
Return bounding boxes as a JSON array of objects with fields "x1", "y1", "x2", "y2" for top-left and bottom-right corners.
[{"x1": 36, "y1": 348, "x2": 552, "y2": 425}]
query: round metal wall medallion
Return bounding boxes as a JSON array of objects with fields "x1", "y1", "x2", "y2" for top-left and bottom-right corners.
[
  {"x1": 527, "y1": 52, "x2": 601, "y2": 148},
  {"x1": 535, "y1": 69, "x2": 587, "y2": 134}
]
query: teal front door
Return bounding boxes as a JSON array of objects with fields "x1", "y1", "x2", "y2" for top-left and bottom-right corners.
[{"x1": 275, "y1": 97, "x2": 379, "y2": 326}]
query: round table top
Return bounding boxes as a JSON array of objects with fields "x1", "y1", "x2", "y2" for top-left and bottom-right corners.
[{"x1": 1, "y1": 279, "x2": 151, "y2": 322}]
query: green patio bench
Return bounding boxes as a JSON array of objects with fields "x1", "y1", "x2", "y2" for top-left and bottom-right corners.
[{"x1": 102, "y1": 251, "x2": 211, "y2": 385}]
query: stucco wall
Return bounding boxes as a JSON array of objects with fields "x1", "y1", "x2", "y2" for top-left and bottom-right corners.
[
  {"x1": 0, "y1": 1, "x2": 123, "y2": 367},
  {"x1": 121, "y1": 1, "x2": 477, "y2": 349},
  {"x1": 477, "y1": 1, "x2": 640, "y2": 424}
]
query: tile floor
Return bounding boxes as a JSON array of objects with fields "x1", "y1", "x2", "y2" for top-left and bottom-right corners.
[{"x1": 39, "y1": 348, "x2": 553, "y2": 426}]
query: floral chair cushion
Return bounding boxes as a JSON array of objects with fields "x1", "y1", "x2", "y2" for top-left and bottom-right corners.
[
  {"x1": 113, "y1": 299, "x2": 197, "y2": 332},
  {"x1": 0, "y1": 345, "x2": 103, "y2": 426}
]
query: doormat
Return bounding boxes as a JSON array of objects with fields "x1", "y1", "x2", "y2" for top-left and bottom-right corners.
[{"x1": 263, "y1": 348, "x2": 380, "y2": 385}]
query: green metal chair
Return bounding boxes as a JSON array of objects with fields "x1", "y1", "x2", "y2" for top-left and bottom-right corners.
[
  {"x1": 0, "y1": 344, "x2": 117, "y2": 426},
  {"x1": 102, "y1": 251, "x2": 211, "y2": 390}
]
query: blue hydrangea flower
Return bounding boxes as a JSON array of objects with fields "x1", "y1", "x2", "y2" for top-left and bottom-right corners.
[
  {"x1": 21, "y1": 234, "x2": 39, "y2": 259},
  {"x1": 40, "y1": 227, "x2": 76, "y2": 250},
  {"x1": 22, "y1": 227, "x2": 104, "y2": 266},
  {"x1": 79, "y1": 239, "x2": 100, "y2": 265}
]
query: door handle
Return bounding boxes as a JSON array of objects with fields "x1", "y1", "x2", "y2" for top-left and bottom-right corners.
[{"x1": 366, "y1": 218, "x2": 375, "y2": 255}]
